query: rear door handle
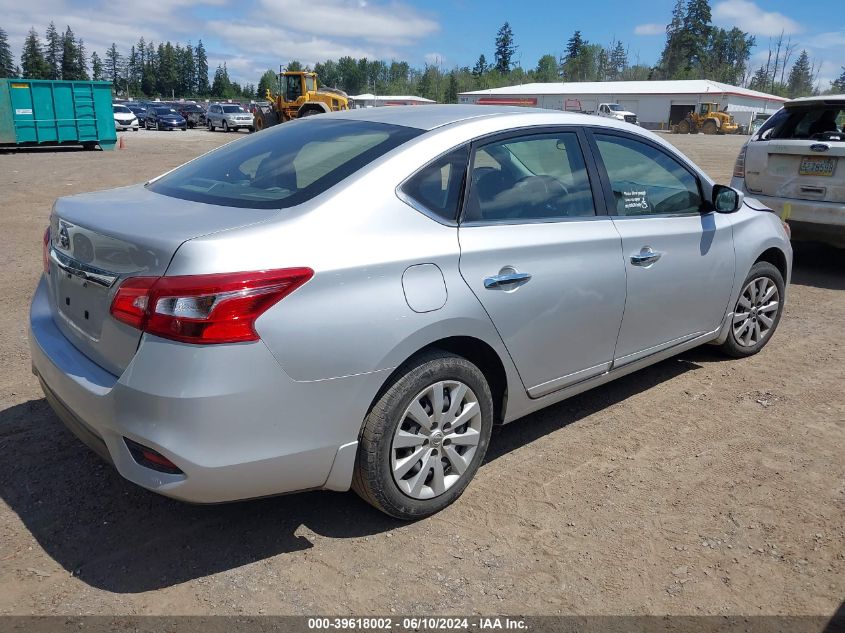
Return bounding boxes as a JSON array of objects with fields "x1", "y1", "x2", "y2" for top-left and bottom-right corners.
[
  {"x1": 484, "y1": 271, "x2": 532, "y2": 289},
  {"x1": 630, "y1": 247, "x2": 663, "y2": 267}
]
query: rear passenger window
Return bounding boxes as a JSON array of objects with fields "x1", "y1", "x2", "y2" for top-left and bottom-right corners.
[
  {"x1": 464, "y1": 132, "x2": 595, "y2": 223},
  {"x1": 594, "y1": 134, "x2": 702, "y2": 216},
  {"x1": 400, "y1": 146, "x2": 469, "y2": 223}
]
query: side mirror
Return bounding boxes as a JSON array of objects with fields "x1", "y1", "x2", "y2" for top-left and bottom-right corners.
[{"x1": 712, "y1": 184, "x2": 741, "y2": 213}]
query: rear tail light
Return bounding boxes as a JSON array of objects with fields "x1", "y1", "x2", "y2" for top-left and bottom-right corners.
[
  {"x1": 42, "y1": 227, "x2": 51, "y2": 275},
  {"x1": 733, "y1": 145, "x2": 747, "y2": 178},
  {"x1": 110, "y1": 268, "x2": 313, "y2": 344}
]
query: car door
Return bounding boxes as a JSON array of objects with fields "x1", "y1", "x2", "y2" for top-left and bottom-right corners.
[
  {"x1": 588, "y1": 130, "x2": 736, "y2": 366},
  {"x1": 458, "y1": 129, "x2": 627, "y2": 398}
]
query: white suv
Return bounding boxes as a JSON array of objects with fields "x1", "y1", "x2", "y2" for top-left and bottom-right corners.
[{"x1": 731, "y1": 95, "x2": 844, "y2": 247}]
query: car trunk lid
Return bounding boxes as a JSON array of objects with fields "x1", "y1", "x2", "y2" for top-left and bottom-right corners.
[
  {"x1": 47, "y1": 184, "x2": 278, "y2": 375},
  {"x1": 745, "y1": 139, "x2": 845, "y2": 203}
]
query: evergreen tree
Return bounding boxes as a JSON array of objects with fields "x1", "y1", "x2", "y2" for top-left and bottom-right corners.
[
  {"x1": 60, "y1": 26, "x2": 78, "y2": 79},
  {"x1": 45, "y1": 22, "x2": 61, "y2": 79},
  {"x1": 656, "y1": 0, "x2": 686, "y2": 78},
  {"x1": 472, "y1": 54, "x2": 488, "y2": 77},
  {"x1": 180, "y1": 42, "x2": 196, "y2": 95},
  {"x1": 494, "y1": 22, "x2": 516, "y2": 73},
  {"x1": 90, "y1": 51, "x2": 103, "y2": 81},
  {"x1": 195, "y1": 40, "x2": 209, "y2": 94},
  {"x1": 562, "y1": 31, "x2": 586, "y2": 80},
  {"x1": 609, "y1": 41, "x2": 628, "y2": 80},
  {"x1": 683, "y1": 0, "x2": 712, "y2": 70},
  {"x1": 104, "y1": 42, "x2": 121, "y2": 87},
  {"x1": 75, "y1": 38, "x2": 88, "y2": 80},
  {"x1": 211, "y1": 63, "x2": 232, "y2": 97},
  {"x1": 0, "y1": 27, "x2": 14, "y2": 78},
  {"x1": 833, "y1": 67, "x2": 845, "y2": 92},
  {"x1": 286, "y1": 60, "x2": 303, "y2": 72},
  {"x1": 21, "y1": 28, "x2": 49, "y2": 78},
  {"x1": 787, "y1": 50, "x2": 813, "y2": 98},
  {"x1": 445, "y1": 70, "x2": 458, "y2": 103}
]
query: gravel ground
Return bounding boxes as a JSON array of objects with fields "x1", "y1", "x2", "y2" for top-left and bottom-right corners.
[{"x1": 0, "y1": 128, "x2": 842, "y2": 616}]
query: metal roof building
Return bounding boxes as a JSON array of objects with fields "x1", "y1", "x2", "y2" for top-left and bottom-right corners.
[{"x1": 459, "y1": 80, "x2": 787, "y2": 130}]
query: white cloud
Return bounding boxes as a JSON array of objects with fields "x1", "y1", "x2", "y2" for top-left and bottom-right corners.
[
  {"x1": 811, "y1": 31, "x2": 845, "y2": 50},
  {"x1": 257, "y1": 0, "x2": 438, "y2": 45},
  {"x1": 713, "y1": 0, "x2": 802, "y2": 37},
  {"x1": 0, "y1": 0, "x2": 440, "y2": 86},
  {"x1": 634, "y1": 23, "x2": 665, "y2": 36}
]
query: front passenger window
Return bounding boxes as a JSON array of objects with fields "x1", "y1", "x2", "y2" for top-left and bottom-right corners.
[{"x1": 594, "y1": 134, "x2": 702, "y2": 216}]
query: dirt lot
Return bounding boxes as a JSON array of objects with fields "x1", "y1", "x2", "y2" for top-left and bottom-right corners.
[{"x1": 0, "y1": 129, "x2": 842, "y2": 617}]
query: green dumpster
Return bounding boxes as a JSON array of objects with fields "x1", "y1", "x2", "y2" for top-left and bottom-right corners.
[{"x1": 0, "y1": 78, "x2": 117, "y2": 150}]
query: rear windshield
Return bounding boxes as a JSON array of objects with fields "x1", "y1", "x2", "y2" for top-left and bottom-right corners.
[
  {"x1": 761, "y1": 104, "x2": 845, "y2": 141},
  {"x1": 147, "y1": 119, "x2": 423, "y2": 209}
]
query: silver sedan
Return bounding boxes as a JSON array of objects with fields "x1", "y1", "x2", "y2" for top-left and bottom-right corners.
[{"x1": 30, "y1": 105, "x2": 792, "y2": 519}]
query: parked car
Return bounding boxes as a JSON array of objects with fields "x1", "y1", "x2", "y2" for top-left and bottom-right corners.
[
  {"x1": 177, "y1": 103, "x2": 206, "y2": 128},
  {"x1": 144, "y1": 106, "x2": 187, "y2": 131},
  {"x1": 125, "y1": 105, "x2": 148, "y2": 126},
  {"x1": 112, "y1": 104, "x2": 139, "y2": 131},
  {"x1": 31, "y1": 106, "x2": 791, "y2": 519},
  {"x1": 732, "y1": 95, "x2": 844, "y2": 247},
  {"x1": 207, "y1": 103, "x2": 254, "y2": 132},
  {"x1": 747, "y1": 113, "x2": 771, "y2": 136},
  {"x1": 596, "y1": 102, "x2": 639, "y2": 125}
]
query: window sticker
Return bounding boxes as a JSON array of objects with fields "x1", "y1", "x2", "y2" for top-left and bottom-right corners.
[{"x1": 623, "y1": 189, "x2": 649, "y2": 210}]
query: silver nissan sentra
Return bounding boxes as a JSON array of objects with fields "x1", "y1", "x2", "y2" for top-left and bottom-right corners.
[{"x1": 30, "y1": 105, "x2": 792, "y2": 519}]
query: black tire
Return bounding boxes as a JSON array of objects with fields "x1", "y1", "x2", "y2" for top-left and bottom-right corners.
[
  {"x1": 157, "y1": 122, "x2": 162, "y2": 131},
  {"x1": 719, "y1": 261, "x2": 785, "y2": 358},
  {"x1": 352, "y1": 351, "x2": 494, "y2": 520},
  {"x1": 208, "y1": 120, "x2": 214, "y2": 131},
  {"x1": 677, "y1": 119, "x2": 691, "y2": 134},
  {"x1": 222, "y1": 121, "x2": 229, "y2": 132},
  {"x1": 702, "y1": 119, "x2": 718, "y2": 135},
  {"x1": 299, "y1": 106, "x2": 322, "y2": 117}
]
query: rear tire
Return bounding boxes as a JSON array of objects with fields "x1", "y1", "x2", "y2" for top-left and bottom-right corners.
[
  {"x1": 677, "y1": 119, "x2": 691, "y2": 134},
  {"x1": 702, "y1": 119, "x2": 718, "y2": 135},
  {"x1": 719, "y1": 261, "x2": 785, "y2": 358},
  {"x1": 353, "y1": 351, "x2": 494, "y2": 520}
]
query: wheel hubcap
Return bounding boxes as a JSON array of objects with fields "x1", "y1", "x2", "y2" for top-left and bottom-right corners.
[
  {"x1": 390, "y1": 380, "x2": 482, "y2": 500},
  {"x1": 733, "y1": 276, "x2": 779, "y2": 347}
]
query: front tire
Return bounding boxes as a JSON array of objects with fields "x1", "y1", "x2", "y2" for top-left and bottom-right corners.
[
  {"x1": 353, "y1": 351, "x2": 494, "y2": 520},
  {"x1": 719, "y1": 261, "x2": 785, "y2": 358},
  {"x1": 702, "y1": 119, "x2": 718, "y2": 135},
  {"x1": 222, "y1": 121, "x2": 229, "y2": 132}
]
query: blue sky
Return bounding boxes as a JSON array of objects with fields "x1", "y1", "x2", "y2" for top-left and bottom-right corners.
[{"x1": 1, "y1": 0, "x2": 842, "y2": 89}]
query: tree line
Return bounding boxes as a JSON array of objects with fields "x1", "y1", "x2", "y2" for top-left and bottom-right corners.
[
  {"x1": 0, "y1": 24, "x2": 255, "y2": 99},
  {"x1": 1, "y1": 0, "x2": 843, "y2": 103}
]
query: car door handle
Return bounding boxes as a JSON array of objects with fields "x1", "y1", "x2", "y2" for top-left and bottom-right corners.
[
  {"x1": 484, "y1": 271, "x2": 532, "y2": 289},
  {"x1": 630, "y1": 247, "x2": 663, "y2": 267}
]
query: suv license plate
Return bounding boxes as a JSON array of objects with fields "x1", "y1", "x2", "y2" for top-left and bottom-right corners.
[{"x1": 799, "y1": 156, "x2": 837, "y2": 177}]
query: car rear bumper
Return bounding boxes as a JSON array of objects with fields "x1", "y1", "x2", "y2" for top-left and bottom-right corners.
[
  {"x1": 29, "y1": 277, "x2": 370, "y2": 503},
  {"x1": 732, "y1": 178, "x2": 845, "y2": 239}
]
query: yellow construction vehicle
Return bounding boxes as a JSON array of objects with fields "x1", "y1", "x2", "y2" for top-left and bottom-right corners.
[
  {"x1": 676, "y1": 102, "x2": 739, "y2": 135},
  {"x1": 253, "y1": 70, "x2": 349, "y2": 131}
]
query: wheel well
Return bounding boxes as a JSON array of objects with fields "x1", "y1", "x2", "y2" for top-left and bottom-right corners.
[
  {"x1": 755, "y1": 247, "x2": 787, "y2": 280},
  {"x1": 298, "y1": 103, "x2": 328, "y2": 115},
  {"x1": 367, "y1": 337, "x2": 509, "y2": 426}
]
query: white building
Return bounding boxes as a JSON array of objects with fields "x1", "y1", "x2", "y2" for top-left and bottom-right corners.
[
  {"x1": 459, "y1": 80, "x2": 787, "y2": 129},
  {"x1": 350, "y1": 94, "x2": 435, "y2": 108}
]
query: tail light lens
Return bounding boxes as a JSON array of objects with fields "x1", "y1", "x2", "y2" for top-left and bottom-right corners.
[
  {"x1": 733, "y1": 145, "x2": 747, "y2": 178},
  {"x1": 42, "y1": 227, "x2": 51, "y2": 275},
  {"x1": 110, "y1": 268, "x2": 313, "y2": 344}
]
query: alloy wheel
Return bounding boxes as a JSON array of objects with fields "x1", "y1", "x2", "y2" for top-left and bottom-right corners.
[
  {"x1": 390, "y1": 380, "x2": 482, "y2": 500},
  {"x1": 733, "y1": 276, "x2": 780, "y2": 347}
]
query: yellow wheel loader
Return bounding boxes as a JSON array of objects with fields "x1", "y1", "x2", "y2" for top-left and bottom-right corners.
[
  {"x1": 676, "y1": 102, "x2": 739, "y2": 135},
  {"x1": 254, "y1": 71, "x2": 349, "y2": 131}
]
